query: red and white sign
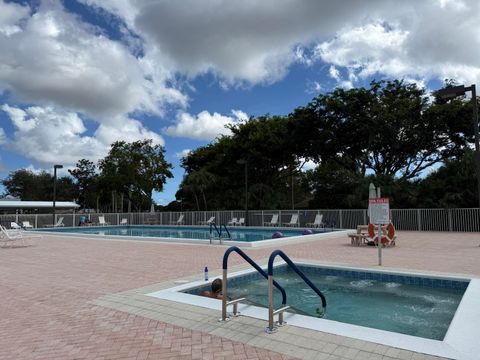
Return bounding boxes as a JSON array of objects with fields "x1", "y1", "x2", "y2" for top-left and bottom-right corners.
[{"x1": 368, "y1": 198, "x2": 390, "y2": 224}]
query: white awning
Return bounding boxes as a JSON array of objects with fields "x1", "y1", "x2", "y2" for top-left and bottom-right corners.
[{"x1": 0, "y1": 201, "x2": 80, "y2": 209}]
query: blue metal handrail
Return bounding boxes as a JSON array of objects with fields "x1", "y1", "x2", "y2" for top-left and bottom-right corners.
[
  {"x1": 220, "y1": 224, "x2": 231, "y2": 239},
  {"x1": 209, "y1": 222, "x2": 221, "y2": 237},
  {"x1": 221, "y1": 246, "x2": 287, "y2": 321},
  {"x1": 268, "y1": 250, "x2": 326, "y2": 316}
]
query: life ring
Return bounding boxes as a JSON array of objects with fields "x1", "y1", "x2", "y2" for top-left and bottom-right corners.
[{"x1": 368, "y1": 223, "x2": 396, "y2": 247}]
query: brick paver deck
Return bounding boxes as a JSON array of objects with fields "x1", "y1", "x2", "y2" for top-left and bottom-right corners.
[{"x1": 1, "y1": 231, "x2": 479, "y2": 359}]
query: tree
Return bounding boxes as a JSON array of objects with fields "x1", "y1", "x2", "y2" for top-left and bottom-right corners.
[
  {"x1": 69, "y1": 159, "x2": 97, "y2": 209},
  {"x1": 98, "y1": 140, "x2": 173, "y2": 211},
  {"x1": 2, "y1": 169, "x2": 74, "y2": 203},
  {"x1": 418, "y1": 149, "x2": 477, "y2": 208},
  {"x1": 290, "y1": 80, "x2": 473, "y2": 180}
]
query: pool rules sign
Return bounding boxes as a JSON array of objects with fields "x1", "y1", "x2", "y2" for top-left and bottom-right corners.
[
  {"x1": 368, "y1": 198, "x2": 390, "y2": 224},
  {"x1": 368, "y1": 197, "x2": 389, "y2": 266}
]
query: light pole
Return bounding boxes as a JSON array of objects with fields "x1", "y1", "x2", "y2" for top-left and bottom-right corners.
[
  {"x1": 437, "y1": 84, "x2": 480, "y2": 207},
  {"x1": 237, "y1": 159, "x2": 248, "y2": 226},
  {"x1": 53, "y1": 164, "x2": 63, "y2": 225}
]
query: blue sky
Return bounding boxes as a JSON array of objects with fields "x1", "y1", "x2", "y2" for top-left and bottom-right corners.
[{"x1": 0, "y1": 0, "x2": 479, "y2": 205}]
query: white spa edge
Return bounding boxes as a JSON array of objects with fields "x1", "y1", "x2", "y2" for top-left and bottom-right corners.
[
  {"x1": 147, "y1": 262, "x2": 480, "y2": 360},
  {"x1": 35, "y1": 227, "x2": 350, "y2": 247}
]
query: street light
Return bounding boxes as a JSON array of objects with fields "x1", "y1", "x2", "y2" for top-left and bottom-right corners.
[
  {"x1": 53, "y1": 164, "x2": 63, "y2": 225},
  {"x1": 437, "y1": 84, "x2": 480, "y2": 207},
  {"x1": 237, "y1": 159, "x2": 248, "y2": 226}
]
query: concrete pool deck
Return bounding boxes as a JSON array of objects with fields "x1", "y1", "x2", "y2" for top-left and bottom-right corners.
[{"x1": 1, "y1": 230, "x2": 479, "y2": 359}]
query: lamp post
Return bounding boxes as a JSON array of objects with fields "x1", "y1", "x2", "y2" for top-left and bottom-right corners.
[
  {"x1": 237, "y1": 159, "x2": 248, "y2": 226},
  {"x1": 437, "y1": 84, "x2": 480, "y2": 207},
  {"x1": 53, "y1": 164, "x2": 63, "y2": 225}
]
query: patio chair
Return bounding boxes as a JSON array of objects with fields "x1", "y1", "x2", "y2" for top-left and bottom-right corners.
[
  {"x1": 227, "y1": 217, "x2": 238, "y2": 226},
  {"x1": 306, "y1": 214, "x2": 324, "y2": 228},
  {"x1": 198, "y1": 216, "x2": 215, "y2": 225},
  {"x1": 120, "y1": 218, "x2": 128, "y2": 225},
  {"x1": 237, "y1": 218, "x2": 245, "y2": 226},
  {"x1": 170, "y1": 214, "x2": 184, "y2": 225},
  {"x1": 11, "y1": 222, "x2": 22, "y2": 230},
  {"x1": 282, "y1": 214, "x2": 299, "y2": 227},
  {"x1": 0, "y1": 225, "x2": 42, "y2": 247},
  {"x1": 98, "y1": 216, "x2": 110, "y2": 226},
  {"x1": 45, "y1": 217, "x2": 65, "y2": 227},
  {"x1": 22, "y1": 221, "x2": 34, "y2": 229},
  {"x1": 263, "y1": 214, "x2": 279, "y2": 226}
]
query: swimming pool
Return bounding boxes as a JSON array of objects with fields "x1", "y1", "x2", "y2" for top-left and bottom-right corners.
[
  {"x1": 147, "y1": 263, "x2": 480, "y2": 358},
  {"x1": 40, "y1": 225, "x2": 341, "y2": 246}
]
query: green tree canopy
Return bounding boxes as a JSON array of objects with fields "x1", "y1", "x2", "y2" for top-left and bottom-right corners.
[{"x1": 98, "y1": 140, "x2": 173, "y2": 210}]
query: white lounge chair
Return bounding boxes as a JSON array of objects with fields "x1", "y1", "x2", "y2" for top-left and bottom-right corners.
[
  {"x1": 227, "y1": 217, "x2": 238, "y2": 226},
  {"x1": 282, "y1": 214, "x2": 299, "y2": 227},
  {"x1": 55, "y1": 217, "x2": 65, "y2": 227},
  {"x1": 237, "y1": 218, "x2": 245, "y2": 226},
  {"x1": 120, "y1": 218, "x2": 128, "y2": 225},
  {"x1": 0, "y1": 225, "x2": 41, "y2": 247},
  {"x1": 306, "y1": 214, "x2": 324, "y2": 228},
  {"x1": 170, "y1": 214, "x2": 184, "y2": 225},
  {"x1": 98, "y1": 216, "x2": 109, "y2": 226},
  {"x1": 198, "y1": 216, "x2": 215, "y2": 225},
  {"x1": 11, "y1": 222, "x2": 22, "y2": 230},
  {"x1": 22, "y1": 221, "x2": 34, "y2": 229},
  {"x1": 263, "y1": 214, "x2": 279, "y2": 226}
]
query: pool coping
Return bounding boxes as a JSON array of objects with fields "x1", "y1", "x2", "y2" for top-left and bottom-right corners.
[
  {"x1": 146, "y1": 261, "x2": 480, "y2": 360},
  {"x1": 34, "y1": 226, "x2": 350, "y2": 248}
]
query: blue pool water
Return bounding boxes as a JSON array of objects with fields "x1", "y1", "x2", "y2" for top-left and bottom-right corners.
[
  {"x1": 185, "y1": 265, "x2": 468, "y2": 340},
  {"x1": 41, "y1": 225, "x2": 328, "y2": 242}
]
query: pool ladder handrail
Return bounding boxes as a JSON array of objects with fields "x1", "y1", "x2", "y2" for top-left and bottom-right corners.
[
  {"x1": 267, "y1": 249, "x2": 327, "y2": 333},
  {"x1": 209, "y1": 223, "x2": 231, "y2": 244},
  {"x1": 221, "y1": 246, "x2": 287, "y2": 321}
]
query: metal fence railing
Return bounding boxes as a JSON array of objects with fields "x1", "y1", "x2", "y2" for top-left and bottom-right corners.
[{"x1": 1, "y1": 208, "x2": 479, "y2": 232}]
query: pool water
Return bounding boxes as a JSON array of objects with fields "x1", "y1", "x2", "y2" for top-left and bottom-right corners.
[
  {"x1": 187, "y1": 267, "x2": 467, "y2": 340},
  {"x1": 42, "y1": 225, "x2": 327, "y2": 242}
]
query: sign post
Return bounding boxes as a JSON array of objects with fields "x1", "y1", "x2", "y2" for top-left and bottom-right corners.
[{"x1": 368, "y1": 198, "x2": 390, "y2": 266}]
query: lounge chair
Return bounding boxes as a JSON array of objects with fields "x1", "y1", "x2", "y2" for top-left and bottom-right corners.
[
  {"x1": 198, "y1": 216, "x2": 215, "y2": 225},
  {"x1": 120, "y1": 218, "x2": 128, "y2": 225},
  {"x1": 45, "y1": 217, "x2": 65, "y2": 228},
  {"x1": 0, "y1": 225, "x2": 42, "y2": 247},
  {"x1": 11, "y1": 222, "x2": 22, "y2": 230},
  {"x1": 306, "y1": 214, "x2": 324, "y2": 228},
  {"x1": 282, "y1": 214, "x2": 299, "y2": 227},
  {"x1": 227, "y1": 217, "x2": 238, "y2": 226},
  {"x1": 170, "y1": 214, "x2": 184, "y2": 225},
  {"x1": 263, "y1": 214, "x2": 279, "y2": 226},
  {"x1": 98, "y1": 216, "x2": 110, "y2": 226},
  {"x1": 22, "y1": 221, "x2": 34, "y2": 229},
  {"x1": 237, "y1": 218, "x2": 245, "y2": 226}
]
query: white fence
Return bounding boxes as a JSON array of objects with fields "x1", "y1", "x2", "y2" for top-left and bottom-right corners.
[{"x1": 1, "y1": 208, "x2": 479, "y2": 232}]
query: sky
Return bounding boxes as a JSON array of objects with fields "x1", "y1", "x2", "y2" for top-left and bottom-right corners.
[{"x1": 0, "y1": 0, "x2": 479, "y2": 205}]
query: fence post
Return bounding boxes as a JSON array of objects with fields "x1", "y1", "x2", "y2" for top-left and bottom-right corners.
[
  {"x1": 417, "y1": 209, "x2": 422, "y2": 231},
  {"x1": 363, "y1": 210, "x2": 367, "y2": 225},
  {"x1": 448, "y1": 208, "x2": 453, "y2": 232},
  {"x1": 35, "y1": 214, "x2": 38, "y2": 228},
  {"x1": 339, "y1": 210, "x2": 343, "y2": 229}
]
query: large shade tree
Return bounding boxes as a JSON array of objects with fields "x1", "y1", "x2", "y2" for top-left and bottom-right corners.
[{"x1": 98, "y1": 140, "x2": 173, "y2": 211}]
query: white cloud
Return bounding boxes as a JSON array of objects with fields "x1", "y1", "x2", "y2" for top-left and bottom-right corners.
[
  {"x1": 164, "y1": 110, "x2": 248, "y2": 141},
  {"x1": 0, "y1": 127, "x2": 6, "y2": 144},
  {"x1": 0, "y1": 0, "x2": 186, "y2": 119},
  {"x1": 1, "y1": 104, "x2": 164, "y2": 166},
  {"x1": 314, "y1": 1, "x2": 480, "y2": 86},
  {"x1": 79, "y1": 0, "x2": 385, "y2": 86},
  {"x1": 0, "y1": 0, "x2": 29, "y2": 36},
  {"x1": 175, "y1": 149, "x2": 192, "y2": 159}
]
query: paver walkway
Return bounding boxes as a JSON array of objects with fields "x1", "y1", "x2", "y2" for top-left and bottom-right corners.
[{"x1": 0, "y1": 231, "x2": 479, "y2": 359}]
